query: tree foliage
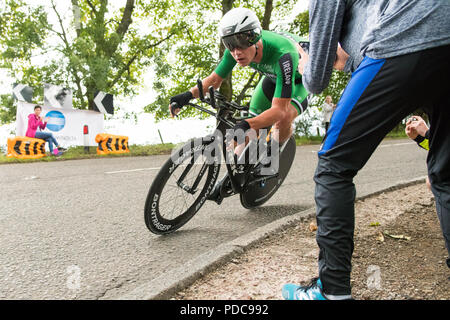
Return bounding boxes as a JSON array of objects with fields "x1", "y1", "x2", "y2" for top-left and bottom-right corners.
[
  {"x1": 144, "y1": 0, "x2": 298, "y2": 121},
  {"x1": 288, "y1": 9, "x2": 350, "y2": 110},
  {"x1": 0, "y1": 0, "x2": 186, "y2": 124},
  {"x1": 0, "y1": 1, "x2": 353, "y2": 133}
]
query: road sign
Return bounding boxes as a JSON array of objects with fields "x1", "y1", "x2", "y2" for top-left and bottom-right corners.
[
  {"x1": 12, "y1": 83, "x2": 33, "y2": 103},
  {"x1": 94, "y1": 91, "x2": 114, "y2": 115}
]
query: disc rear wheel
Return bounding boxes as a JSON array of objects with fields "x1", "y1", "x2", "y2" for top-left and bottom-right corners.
[{"x1": 240, "y1": 136, "x2": 296, "y2": 209}]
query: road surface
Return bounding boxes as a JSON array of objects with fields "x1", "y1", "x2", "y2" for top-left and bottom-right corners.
[{"x1": 0, "y1": 139, "x2": 427, "y2": 299}]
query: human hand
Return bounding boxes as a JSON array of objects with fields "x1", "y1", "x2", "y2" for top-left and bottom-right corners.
[
  {"x1": 405, "y1": 123, "x2": 418, "y2": 140},
  {"x1": 169, "y1": 103, "x2": 180, "y2": 118},
  {"x1": 297, "y1": 43, "x2": 309, "y2": 75},
  {"x1": 334, "y1": 44, "x2": 349, "y2": 71},
  {"x1": 406, "y1": 116, "x2": 429, "y2": 139},
  {"x1": 169, "y1": 91, "x2": 194, "y2": 118}
]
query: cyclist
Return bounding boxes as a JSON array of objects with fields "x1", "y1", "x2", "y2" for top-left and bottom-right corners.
[
  {"x1": 169, "y1": 7, "x2": 309, "y2": 200},
  {"x1": 169, "y1": 8, "x2": 309, "y2": 139}
]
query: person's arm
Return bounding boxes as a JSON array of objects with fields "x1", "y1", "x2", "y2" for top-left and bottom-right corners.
[
  {"x1": 39, "y1": 117, "x2": 48, "y2": 130},
  {"x1": 189, "y1": 72, "x2": 223, "y2": 99},
  {"x1": 302, "y1": 0, "x2": 346, "y2": 94},
  {"x1": 247, "y1": 53, "x2": 296, "y2": 129},
  {"x1": 406, "y1": 116, "x2": 430, "y2": 151},
  {"x1": 169, "y1": 50, "x2": 235, "y2": 117},
  {"x1": 27, "y1": 115, "x2": 36, "y2": 131},
  {"x1": 246, "y1": 98, "x2": 292, "y2": 130},
  {"x1": 414, "y1": 131, "x2": 430, "y2": 151}
]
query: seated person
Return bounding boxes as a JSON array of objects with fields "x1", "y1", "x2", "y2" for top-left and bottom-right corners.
[{"x1": 26, "y1": 105, "x2": 66, "y2": 155}]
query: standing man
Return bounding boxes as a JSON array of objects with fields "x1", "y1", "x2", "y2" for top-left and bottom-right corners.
[
  {"x1": 282, "y1": 1, "x2": 450, "y2": 300},
  {"x1": 321, "y1": 96, "x2": 335, "y2": 134}
]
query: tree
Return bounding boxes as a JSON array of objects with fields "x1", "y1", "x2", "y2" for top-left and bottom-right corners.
[
  {"x1": 144, "y1": 0, "x2": 296, "y2": 121},
  {"x1": 0, "y1": 94, "x2": 16, "y2": 124},
  {"x1": 0, "y1": 0, "x2": 186, "y2": 124},
  {"x1": 288, "y1": 10, "x2": 350, "y2": 136},
  {"x1": 289, "y1": 10, "x2": 350, "y2": 110}
]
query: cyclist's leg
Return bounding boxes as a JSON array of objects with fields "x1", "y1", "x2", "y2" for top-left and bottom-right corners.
[
  {"x1": 313, "y1": 51, "x2": 441, "y2": 296},
  {"x1": 208, "y1": 78, "x2": 274, "y2": 201},
  {"x1": 233, "y1": 76, "x2": 273, "y2": 156},
  {"x1": 250, "y1": 77, "x2": 307, "y2": 142},
  {"x1": 249, "y1": 76, "x2": 273, "y2": 117},
  {"x1": 271, "y1": 80, "x2": 309, "y2": 144}
]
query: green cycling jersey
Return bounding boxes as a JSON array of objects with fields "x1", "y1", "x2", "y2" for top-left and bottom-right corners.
[{"x1": 215, "y1": 30, "x2": 307, "y2": 101}]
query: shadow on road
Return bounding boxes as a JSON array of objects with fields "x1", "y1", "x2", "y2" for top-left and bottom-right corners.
[
  {"x1": 149, "y1": 204, "x2": 309, "y2": 244},
  {"x1": 245, "y1": 204, "x2": 309, "y2": 215}
]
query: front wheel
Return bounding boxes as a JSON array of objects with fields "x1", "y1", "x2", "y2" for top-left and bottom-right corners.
[{"x1": 144, "y1": 137, "x2": 221, "y2": 234}]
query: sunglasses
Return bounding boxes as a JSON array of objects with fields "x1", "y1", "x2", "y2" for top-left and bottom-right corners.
[{"x1": 222, "y1": 32, "x2": 256, "y2": 51}]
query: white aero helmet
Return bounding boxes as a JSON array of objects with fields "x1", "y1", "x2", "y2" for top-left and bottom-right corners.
[{"x1": 219, "y1": 8, "x2": 262, "y2": 51}]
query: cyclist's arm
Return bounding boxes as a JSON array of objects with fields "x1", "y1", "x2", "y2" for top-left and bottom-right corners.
[
  {"x1": 190, "y1": 72, "x2": 223, "y2": 99},
  {"x1": 190, "y1": 49, "x2": 236, "y2": 98},
  {"x1": 247, "y1": 53, "x2": 296, "y2": 129},
  {"x1": 247, "y1": 98, "x2": 292, "y2": 129}
]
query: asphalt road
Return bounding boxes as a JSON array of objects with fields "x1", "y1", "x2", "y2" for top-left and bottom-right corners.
[{"x1": 0, "y1": 139, "x2": 427, "y2": 299}]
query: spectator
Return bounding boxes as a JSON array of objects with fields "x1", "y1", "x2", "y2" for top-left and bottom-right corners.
[
  {"x1": 405, "y1": 115, "x2": 449, "y2": 268},
  {"x1": 405, "y1": 116, "x2": 432, "y2": 188},
  {"x1": 282, "y1": 0, "x2": 450, "y2": 300},
  {"x1": 26, "y1": 105, "x2": 66, "y2": 156},
  {"x1": 321, "y1": 96, "x2": 335, "y2": 134}
]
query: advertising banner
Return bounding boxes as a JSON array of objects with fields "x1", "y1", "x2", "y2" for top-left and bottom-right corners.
[{"x1": 15, "y1": 101, "x2": 104, "y2": 147}]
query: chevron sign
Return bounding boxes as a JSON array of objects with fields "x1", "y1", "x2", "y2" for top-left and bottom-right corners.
[
  {"x1": 12, "y1": 83, "x2": 34, "y2": 103},
  {"x1": 94, "y1": 91, "x2": 114, "y2": 115}
]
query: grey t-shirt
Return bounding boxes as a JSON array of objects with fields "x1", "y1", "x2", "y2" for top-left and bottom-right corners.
[{"x1": 303, "y1": 0, "x2": 450, "y2": 94}]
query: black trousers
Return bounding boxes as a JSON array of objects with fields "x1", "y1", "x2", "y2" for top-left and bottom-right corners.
[{"x1": 314, "y1": 44, "x2": 450, "y2": 295}]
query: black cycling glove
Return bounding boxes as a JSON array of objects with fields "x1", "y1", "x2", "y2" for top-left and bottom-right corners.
[{"x1": 170, "y1": 91, "x2": 193, "y2": 108}]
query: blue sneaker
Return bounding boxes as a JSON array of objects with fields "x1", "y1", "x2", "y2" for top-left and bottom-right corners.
[
  {"x1": 283, "y1": 278, "x2": 353, "y2": 300},
  {"x1": 282, "y1": 278, "x2": 327, "y2": 300}
]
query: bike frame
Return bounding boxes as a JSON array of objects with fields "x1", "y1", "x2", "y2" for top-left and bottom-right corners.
[{"x1": 175, "y1": 81, "x2": 278, "y2": 197}]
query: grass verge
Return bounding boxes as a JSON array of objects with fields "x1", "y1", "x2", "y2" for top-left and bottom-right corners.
[
  {"x1": 0, "y1": 143, "x2": 175, "y2": 165},
  {"x1": 0, "y1": 132, "x2": 408, "y2": 165}
]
